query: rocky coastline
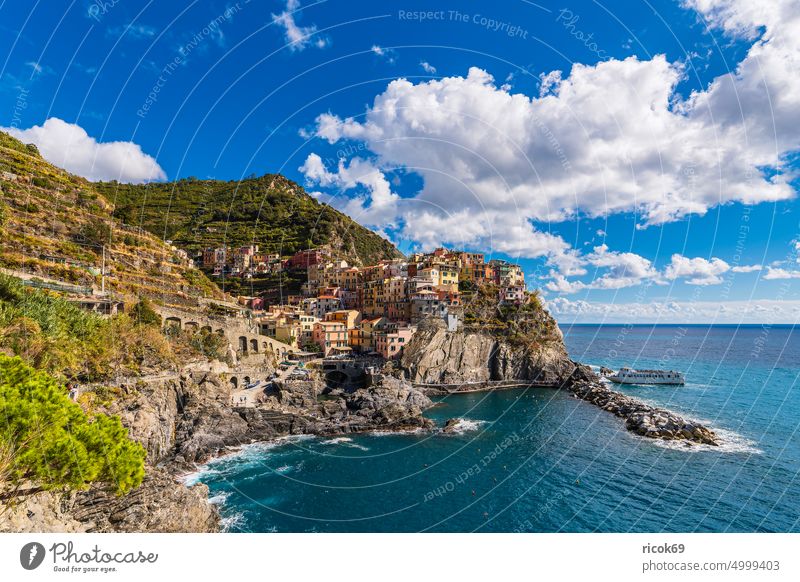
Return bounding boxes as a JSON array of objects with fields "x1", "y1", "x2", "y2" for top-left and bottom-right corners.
[
  {"x1": 399, "y1": 319, "x2": 719, "y2": 446},
  {"x1": 2, "y1": 316, "x2": 719, "y2": 533},
  {"x1": 567, "y1": 367, "x2": 719, "y2": 445},
  {"x1": 0, "y1": 365, "x2": 435, "y2": 533}
]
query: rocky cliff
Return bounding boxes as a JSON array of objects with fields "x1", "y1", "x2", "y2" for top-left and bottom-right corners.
[
  {"x1": 400, "y1": 317, "x2": 577, "y2": 387},
  {"x1": 1, "y1": 365, "x2": 434, "y2": 533}
]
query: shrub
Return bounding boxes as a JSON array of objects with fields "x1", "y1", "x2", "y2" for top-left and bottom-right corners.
[
  {"x1": 129, "y1": 298, "x2": 161, "y2": 327},
  {"x1": 0, "y1": 355, "x2": 145, "y2": 495},
  {"x1": 31, "y1": 176, "x2": 52, "y2": 189},
  {"x1": 188, "y1": 328, "x2": 229, "y2": 361},
  {"x1": 79, "y1": 219, "x2": 113, "y2": 248}
]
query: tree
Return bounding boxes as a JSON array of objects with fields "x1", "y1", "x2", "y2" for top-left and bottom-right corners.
[
  {"x1": 80, "y1": 219, "x2": 112, "y2": 248},
  {"x1": 0, "y1": 355, "x2": 145, "y2": 496},
  {"x1": 129, "y1": 298, "x2": 161, "y2": 327}
]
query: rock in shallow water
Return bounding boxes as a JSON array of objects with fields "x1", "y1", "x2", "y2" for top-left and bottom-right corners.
[{"x1": 567, "y1": 373, "x2": 719, "y2": 446}]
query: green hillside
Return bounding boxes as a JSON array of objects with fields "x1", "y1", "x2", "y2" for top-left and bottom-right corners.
[
  {"x1": 0, "y1": 131, "x2": 224, "y2": 311},
  {"x1": 95, "y1": 174, "x2": 403, "y2": 267}
]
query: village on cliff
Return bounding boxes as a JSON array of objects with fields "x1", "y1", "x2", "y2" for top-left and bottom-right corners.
[{"x1": 198, "y1": 245, "x2": 528, "y2": 360}]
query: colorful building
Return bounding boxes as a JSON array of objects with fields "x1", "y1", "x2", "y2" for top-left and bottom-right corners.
[
  {"x1": 374, "y1": 325, "x2": 416, "y2": 360},
  {"x1": 312, "y1": 321, "x2": 348, "y2": 355}
]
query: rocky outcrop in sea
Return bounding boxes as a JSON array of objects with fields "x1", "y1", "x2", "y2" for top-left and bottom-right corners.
[
  {"x1": 400, "y1": 317, "x2": 719, "y2": 447},
  {"x1": 567, "y1": 368, "x2": 719, "y2": 445}
]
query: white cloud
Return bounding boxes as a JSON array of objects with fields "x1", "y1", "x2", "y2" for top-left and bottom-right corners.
[
  {"x1": 299, "y1": 153, "x2": 400, "y2": 227},
  {"x1": 108, "y1": 23, "x2": 157, "y2": 40},
  {"x1": 763, "y1": 267, "x2": 800, "y2": 280},
  {"x1": 371, "y1": 45, "x2": 396, "y2": 63},
  {"x1": 546, "y1": 297, "x2": 800, "y2": 324},
  {"x1": 664, "y1": 254, "x2": 730, "y2": 285},
  {"x1": 545, "y1": 245, "x2": 659, "y2": 293},
  {"x1": 419, "y1": 61, "x2": 437, "y2": 74},
  {"x1": 731, "y1": 264, "x2": 763, "y2": 273},
  {"x1": 544, "y1": 251, "x2": 764, "y2": 294},
  {"x1": 26, "y1": 61, "x2": 43, "y2": 75},
  {"x1": 272, "y1": 0, "x2": 328, "y2": 51},
  {"x1": 1, "y1": 118, "x2": 166, "y2": 183},
  {"x1": 303, "y1": 0, "x2": 799, "y2": 270}
]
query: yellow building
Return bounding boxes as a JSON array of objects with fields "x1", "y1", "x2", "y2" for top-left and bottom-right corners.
[
  {"x1": 349, "y1": 317, "x2": 388, "y2": 352},
  {"x1": 325, "y1": 309, "x2": 361, "y2": 330}
]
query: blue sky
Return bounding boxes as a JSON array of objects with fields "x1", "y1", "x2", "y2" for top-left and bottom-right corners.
[{"x1": 2, "y1": 0, "x2": 800, "y2": 322}]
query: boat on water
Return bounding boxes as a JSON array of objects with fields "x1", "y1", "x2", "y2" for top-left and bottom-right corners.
[{"x1": 605, "y1": 367, "x2": 685, "y2": 385}]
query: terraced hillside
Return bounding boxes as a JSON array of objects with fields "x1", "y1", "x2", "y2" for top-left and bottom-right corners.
[
  {"x1": 0, "y1": 131, "x2": 223, "y2": 311},
  {"x1": 95, "y1": 174, "x2": 403, "y2": 267}
]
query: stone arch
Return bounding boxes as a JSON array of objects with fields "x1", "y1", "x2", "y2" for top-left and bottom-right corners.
[
  {"x1": 230, "y1": 376, "x2": 238, "y2": 390},
  {"x1": 250, "y1": 338, "x2": 259, "y2": 353},
  {"x1": 201, "y1": 325, "x2": 212, "y2": 334},
  {"x1": 243, "y1": 376, "x2": 251, "y2": 386},
  {"x1": 165, "y1": 316, "x2": 182, "y2": 329},
  {"x1": 184, "y1": 321, "x2": 199, "y2": 332},
  {"x1": 238, "y1": 336, "x2": 248, "y2": 352}
]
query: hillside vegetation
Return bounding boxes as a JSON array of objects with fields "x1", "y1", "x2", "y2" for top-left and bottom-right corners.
[
  {"x1": 0, "y1": 131, "x2": 223, "y2": 311},
  {"x1": 95, "y1": 174, "x2": 403, "y2": 266},
  {"x1": 0, "y1": 273, "x2": 230, "y2": 383},
  {"x1": 462, "y1": 283, "x2": 561, "y2": 349}
]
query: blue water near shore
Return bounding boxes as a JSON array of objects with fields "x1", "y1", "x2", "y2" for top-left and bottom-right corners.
[{"x1": 186, "y1": 325, "x2": 800, "y2": 532}]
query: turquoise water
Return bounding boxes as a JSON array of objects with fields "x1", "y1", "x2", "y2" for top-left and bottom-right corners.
[{"x1": 187, "y1": 325, "x2": 800, "y2": 532}]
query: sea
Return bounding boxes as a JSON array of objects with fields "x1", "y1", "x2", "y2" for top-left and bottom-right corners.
[{"x1": 185, "y1": 324, "x2": 800, "y2": 532}]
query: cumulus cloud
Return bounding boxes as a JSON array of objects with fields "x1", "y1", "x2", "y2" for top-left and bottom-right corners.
[
  {"x1": 545, "y1": 245, "x2": 659, "y2": 293},
  {"x1": 272, "y1": 0, "x2": 328, "y2": 51},
  {"x1": 763, "y1": 267, "x2": 800, "y2": 280},
  {"x1": 544, "y1": 251, "x2": 767, "y2": 294},
  {"x1": 1, "y1": 118, "x2": 166, "y2": 183},
  {"x1": 299, "y1": 153, "x2": 400, "y2": 227},
  {"x1": 663, "y1": 254, "x2": 731, "y2": 285},
  {"x1": 546, "y1": 297, "x2": 800, "y2": 324},
  {"x1": 301, "y1": 0, "x2": 799, "y2": 274}
]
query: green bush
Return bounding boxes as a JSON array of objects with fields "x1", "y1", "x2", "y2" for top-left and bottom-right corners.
[
  {"x1": 31, "y1": 176, "x2": 52, "y2": 189},
  {"x1": 188, "y1": 328, "x2": 229, "y2": 361},
  {"x1": 0, "y1": 355, "x2": 145, "y2": 495},
  {"x1": 129, "y1": 298, "x2": 161, "y2": 327},
  {"x1": 79, "y1": 219, "x2": 112, "y2": 248}
]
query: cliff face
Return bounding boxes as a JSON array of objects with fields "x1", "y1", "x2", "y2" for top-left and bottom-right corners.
[
  {"x1": 400, "y1": 318, "x2": 577, "y2": 386},
  {"x1": 1, "y1": 469, "x2": 219, "y2": 533},
  {"x1": 2, "y1": 366, "x2": 433, "y2": 533}
]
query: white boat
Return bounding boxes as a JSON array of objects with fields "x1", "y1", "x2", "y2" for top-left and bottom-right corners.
[{"x1": 607, "y1": 367, "x2": 685, "y2": 385}]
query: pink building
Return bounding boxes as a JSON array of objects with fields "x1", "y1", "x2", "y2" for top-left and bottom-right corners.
[{"x1": 374, "y1": 325, "x2": 416, "y2": 360}]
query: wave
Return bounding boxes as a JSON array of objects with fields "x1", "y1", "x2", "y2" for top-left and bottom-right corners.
[
  {"x1": 181, "y1": 435, "x2": 319, "y2": 485},
  {"x1": 320, "y1": 436, "x2": 370, "y2": 451},
  {"x1": 219, "y1": 511, "x2": 247, "y2": 532},
  {"x1": 648, "y1": 427, "x2": 762, "y2": 454},
  {"x1": 441, "y1": 418, "x2": 488, "y2": 435},
  {"x1": 207, "y1": 491, "x2": 231, "y2": 505}
]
